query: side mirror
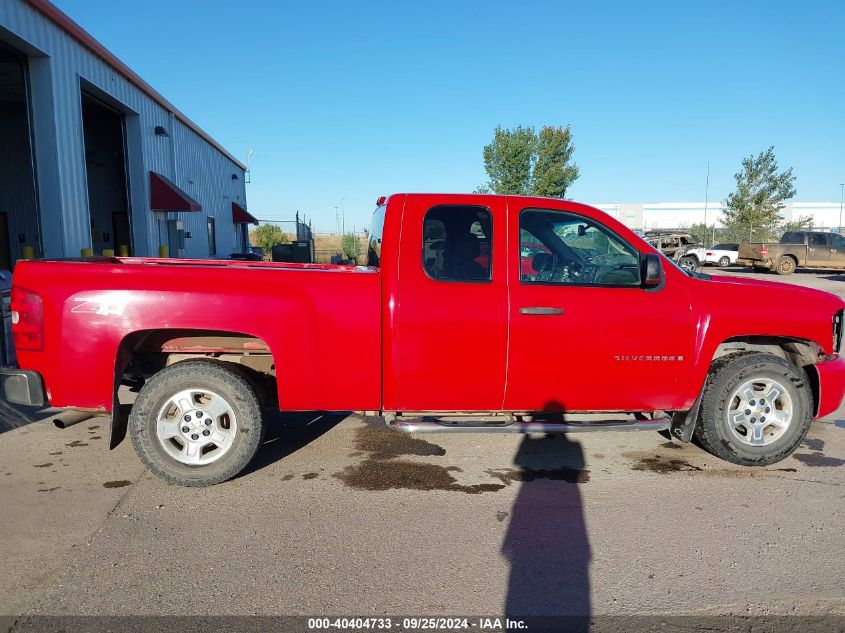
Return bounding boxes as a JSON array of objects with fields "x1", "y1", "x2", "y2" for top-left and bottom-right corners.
[{"x1": 642, "y1": 253, "x2": 664, "y2": 288}]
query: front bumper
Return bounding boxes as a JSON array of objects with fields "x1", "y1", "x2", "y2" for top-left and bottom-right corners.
[
  {"x1": 0, "y1": 368, "x2": 45, "y2": 406},
  {"x1": 813, "y1": 354, "x2": 845, "y2": 419}
]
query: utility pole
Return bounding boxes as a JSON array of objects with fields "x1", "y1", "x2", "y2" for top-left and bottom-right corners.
[
  {"x1": 839, "y1": 183, "x2": 844, "y2": 234},
  {"x1": 334, "y1": 206, "x2": 340, "y2": 235},
  {"x1": 341, "y1": 198, "x2": 346, "y2": 234},
  {"x1": 703, "y1": 162, "x2": 710, "y2": 245}
]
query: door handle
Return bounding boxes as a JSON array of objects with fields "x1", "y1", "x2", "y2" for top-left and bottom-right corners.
[{"x1": 520, "y1": 306, "x2": 565, "y2": 315}]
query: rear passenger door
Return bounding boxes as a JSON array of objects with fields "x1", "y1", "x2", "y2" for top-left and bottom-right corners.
[
  {"x1": 807, "y1": 233, "x2": 831, "y2": 267},
  {"x1": 391, "y1": 195, "x2": 508, "y2": 411}
]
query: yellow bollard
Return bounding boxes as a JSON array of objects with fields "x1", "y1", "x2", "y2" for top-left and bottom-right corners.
[
  {"x1": 117, "y1": 245, "x2": 129, "y2": 257},
  {"x1": 21, "y1": 245, "x2": 36, "y2": 260},
  {"x1": 102, "y1": 249, "x2": 115, "y2": 257},
  {"x1": 158, "y1": 245, "x2": 169, "y2": 258},
  {"x1": 80, "y1": 247, "x2": 94, "y2": 258}
]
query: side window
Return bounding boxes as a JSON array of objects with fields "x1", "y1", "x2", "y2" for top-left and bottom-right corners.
[
  {"x1": 422, "y1": 205, "x2": 492, "y2": 282},
  {"x1": 519, "y1": 209, "x2": 640, "y2": 286},
  {"x1": 831, "y1": 234, "x2": 845, "y2": 249},
  {"x1": 811, "y1": 233, "x2": 829, "y2": 246}
]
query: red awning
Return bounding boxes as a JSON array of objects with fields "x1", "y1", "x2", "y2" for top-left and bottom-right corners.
[
  {"x1": 232, "y1": 202, "x2": 258, "y2": 225},
  {"x1": 149, "y1": 171, "x2": 202, "y2": 212}
]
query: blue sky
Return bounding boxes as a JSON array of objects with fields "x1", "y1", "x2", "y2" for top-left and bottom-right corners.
[{"x1": 57, "y1": 0, "x2": 844, "y2": 232}]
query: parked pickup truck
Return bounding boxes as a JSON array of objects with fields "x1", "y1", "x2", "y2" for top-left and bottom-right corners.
[
  {"x1": 4, "y1": 194, "x2": 845, "y2": 486},
  {"x1": 738, "y1": 231, "x2": 845, "y2": 275}
]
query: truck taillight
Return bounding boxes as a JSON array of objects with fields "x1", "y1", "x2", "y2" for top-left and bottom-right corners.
[
  {"x1": 760, "y1": 246, "x2": 768, "y2": 255},
  {"x1": 11, "y1": 287, "x2": 44, "y2": 351},
  {"x1": 706, "y1": 252, "x2": 713, "y2": 256}
]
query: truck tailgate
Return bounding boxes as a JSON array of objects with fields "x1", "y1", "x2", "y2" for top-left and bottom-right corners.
[{"x1": 738, "y1": 243, "x2": 771, "y2": 261}]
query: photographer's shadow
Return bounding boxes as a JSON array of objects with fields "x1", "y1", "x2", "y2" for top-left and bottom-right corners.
[{"x1": 502, "y1": 434, "x2": 591, "y2": 631}]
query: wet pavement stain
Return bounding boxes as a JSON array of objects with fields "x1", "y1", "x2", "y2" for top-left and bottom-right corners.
[
  {"x1": 771, "y1": 467, "x2": 797, "y2": 472},
  {"x1": 37, "y1": 487, "x2": 60, "y2": 493},
  {"x1": 65, "y1": 440, "x2": 88, "y2": 448},
  {"x1": 48, "y1": 451, "x2": 63, "y2": 456},
  {"x1": 592, "y1": 453, "x2": 605, "y2": 459},
  {"x1": 33, "y1": 463, "x2": 52, "y2": 468},
  {"x1": 280, "y1": 474, "x2": 295, "y2": 481},
  {"x1": 353, "y1": 425, "x2": 446, "y2": 460},
  {"x1": 87, "y1": 425, "x2": 100, "y2": 431},
  {"x1": 660, "y1": 442, "x2": 683, "y2": 450},
  {"x1": 792, "y1": 453, "x2": 845, "y2": 467},
  {"x1": 103, "y1": 480, "x2": 132, "y2": 488},
  {"x1": 302, "y1": 472, "x2": 319, "y2": 480},
  {"x1": 486, "y1": 467, "x2": 591, "y2": 484},
  {"x1": 631, "y1": 456, "x2": 703, "y2": 474},
  {"x1": 334, "y1": 460, "x2": 505, "y2": 494},
  {"x1": 496, "y1": 511, "x2": 509, "y2": 522},
  {"x1": 801, "y1": 438, "x2": 825, "y2": 451},
  {"x1": 90, "y1": 436, "x2": 102, "y2": 440}
]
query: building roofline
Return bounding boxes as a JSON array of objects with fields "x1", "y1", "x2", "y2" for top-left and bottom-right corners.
[{"x1": 25, "y1": 0, "x2": 247, "y2": 171}]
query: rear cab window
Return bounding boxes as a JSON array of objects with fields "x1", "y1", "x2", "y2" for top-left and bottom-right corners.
[{"x1": 366, "y1": 204, "x2": 387, "y2": 266}]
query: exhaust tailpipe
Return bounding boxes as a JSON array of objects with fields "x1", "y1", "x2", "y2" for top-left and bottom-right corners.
[{"x1": 53, "y1": 411, "x2": 95, "y2": 429}]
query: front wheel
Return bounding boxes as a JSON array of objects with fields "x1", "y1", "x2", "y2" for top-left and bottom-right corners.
[
  {"x1": 129, "y1": 360, "x2": 265, "y2": 486},
  {"x1": 695, "y1": 352, "x2": 811, "y2": 466}
]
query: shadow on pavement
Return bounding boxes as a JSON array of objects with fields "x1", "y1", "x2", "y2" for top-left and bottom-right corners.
[
  {"x1": 236, "y1": 410, "x2": 348, "y2": 478},
  {"x1": 0, "y1": 397, "x2": 57, "y2": 434},
  {"x1": 503, "y1": 434, "x2": 591, "y2": 631}
]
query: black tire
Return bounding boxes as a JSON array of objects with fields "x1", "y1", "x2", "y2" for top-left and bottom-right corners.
[
  {"x1": 775, "y1": 255, "x2": 796, "y2": 275},
  {"x1": 129, "y1": 360, "x2": 265, "y2": 486},
  {"x1": 678, "y1": 256, "x2": 698, "y2": 273},
  {"x1": 694, "y1": 352, "x2": 812, "y2": 466},
  {"x1": 718, "y1": 256, "x2": 730, "y2": 267}
]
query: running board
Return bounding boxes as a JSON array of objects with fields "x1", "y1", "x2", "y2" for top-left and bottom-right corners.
[{"x1": 389, "y1": 418, "x2": 670, "y2": 434}]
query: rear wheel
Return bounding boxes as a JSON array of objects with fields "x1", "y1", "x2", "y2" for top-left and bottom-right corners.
[
  {"x1": 678, "y1": 256, "x2": 698, "y2": 273},
  {"x1": 129, "y1": 360, "x2": 265, "y2": 486},
  {"x1": 775, "y1": 255, "x2": 796, "y2": 275},
  {"x1": 718, "y1": 256, "x2": 730, "y2": 267},
  {"x1": 695, "y1": 352, "x2": 811, "y2": 466}
]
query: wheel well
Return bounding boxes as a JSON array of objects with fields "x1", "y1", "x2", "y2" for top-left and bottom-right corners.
[
  {"x1": 778, "y1": 254, "x2": 798, "y2": 264},
  {"x1": 712, "y1": 336, "x2": 821, "y2": 368},
  {"x1": 712, "y1": 336, "x2": 821, "y2": 413},
  {"x1": 110, "y1": 330, "x2": 277, "y2": 450}
]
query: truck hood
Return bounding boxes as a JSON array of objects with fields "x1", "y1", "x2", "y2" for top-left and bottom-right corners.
[
  {"x1": 692, "y1": 273, "x2": 845, "y2": 354},
  {"x1": 706, "y1": 273, "x2": 843, "y2": 309}
]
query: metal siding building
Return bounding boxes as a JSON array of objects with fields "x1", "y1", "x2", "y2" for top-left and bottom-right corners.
[{"x1": 0, "y1": 0, "x2": 252, "y2": 268}]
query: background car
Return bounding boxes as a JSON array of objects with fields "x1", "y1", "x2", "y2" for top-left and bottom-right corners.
[{"x1": 703, "y1": 243, "x2": 740, "y2": 267}]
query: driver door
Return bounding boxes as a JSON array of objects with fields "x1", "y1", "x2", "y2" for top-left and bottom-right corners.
[{"x1": 504, "y1": 201, "x2": 694, "y2": 413}]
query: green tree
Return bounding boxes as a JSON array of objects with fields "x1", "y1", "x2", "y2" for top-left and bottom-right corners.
[
  {"x1": 533, "y1": 125, "x2": 579, "y2": 198},
  {"x1": 723, "y1": 147, "x2": 797, "y2": 242},
  {"x1": 250, "y1": 224, "x2": 289, "y2": 254},
  {"x1": 482, "y1": 125, "x2": 537, "y2": 195},
  {"x1": 480, "y1": 125, "x2": 579, "y2": 198},
  {"x1": 341, "y1": 232, "x2": 363, "y2": 263},
  {"x1": 781, "y1": 215, "x2": 813, "y2": 233}
]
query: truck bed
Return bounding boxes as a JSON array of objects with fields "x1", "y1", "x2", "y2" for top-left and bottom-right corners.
[{"x1": 12, "y1": 257, "x2": 382, "y2": 412}]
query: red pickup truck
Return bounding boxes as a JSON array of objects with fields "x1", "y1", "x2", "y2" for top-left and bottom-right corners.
[{"x1": 4, "y1": 194, "x2": 845, "y2": 486}]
